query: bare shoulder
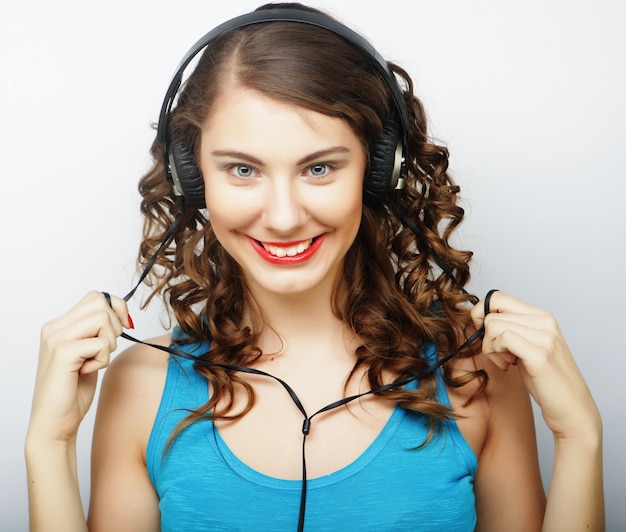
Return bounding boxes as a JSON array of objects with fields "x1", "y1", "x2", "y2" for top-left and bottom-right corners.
[
  {"x1": 450, "y1": 349, "x2": 532, "y2": 413},
  {"x1": 105, "y1": 334, "x2": 172, "y2": 390},
  {"x1": 88, "y1": 334, "x2": 172, "y2": 531},
  {"x1": 445, "y1": 353, "x2": 491, "y2": 458},
  {"x1": 447, "y1": 350, "x2": 539, "y2": 454},
  {"x1": 96, "y1": 333, "x2": 173, "y2": 456}
]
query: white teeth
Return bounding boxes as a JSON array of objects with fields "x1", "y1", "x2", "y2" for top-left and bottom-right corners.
[{"x1": 262, "y1": 239, "x2": 313, "y2": 257}]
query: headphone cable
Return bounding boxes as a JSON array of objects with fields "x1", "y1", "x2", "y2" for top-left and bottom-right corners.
[
  {"x1": 101, "y1": 192, "x2": 487, "y2": 530},
  {"x1": 109, "y1": 324, "x2": 484, "y2": 531}
]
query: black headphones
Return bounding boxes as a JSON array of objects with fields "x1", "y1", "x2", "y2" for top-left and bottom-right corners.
[
  {"x1": 115, "y1": 14, "x2": 481, "y2": 530},
  {"x1": 156, "y1": 7, "x2": 411, "y2": 209}
]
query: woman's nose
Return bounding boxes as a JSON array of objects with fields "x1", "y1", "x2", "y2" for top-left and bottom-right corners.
[{"x1": 260, "y1": 177, "x2": 307, "y2": 234}]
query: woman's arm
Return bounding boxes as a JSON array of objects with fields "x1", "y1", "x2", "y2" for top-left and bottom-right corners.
[
  {"x1": 25, "y1": 436, "x2": 88, "y2": 532},
  {"x1": 25, "y1": 291, "x2": 131, "y2": 531},
  {"x1": 472, "y1": 291, "x2": 604, "y2": 531}
]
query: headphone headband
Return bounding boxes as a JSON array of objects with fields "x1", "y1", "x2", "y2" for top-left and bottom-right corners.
[
  {"x1": 157, "y1": 8, "x2": 410, "y2": 147},
  {"x1": 158, "y1": 7, "x2": 410, "y2": 206}
]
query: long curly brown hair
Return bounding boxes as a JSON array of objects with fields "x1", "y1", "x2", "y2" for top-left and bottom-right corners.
[{"x1": 137, "y1": 3, "x2": 486, "y2": 435}]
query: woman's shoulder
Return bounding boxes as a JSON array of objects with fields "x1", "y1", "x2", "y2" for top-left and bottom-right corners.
[
  {"x1": 445, "y1": 349, "x2": 535, "y2": 461},
  {"x1": 95, "y1": 334, "x2": 173, "y2": 445},
  {"x1": 106, "y1": 333, "x2": 173, "y2": 381},
  {"x1": 447, "y1": 348, "x2": 531, "y2": 407}
]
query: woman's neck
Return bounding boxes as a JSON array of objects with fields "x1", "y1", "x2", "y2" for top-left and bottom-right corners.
[{"x1": 245, "y1": 278, "x2": 356, "y2": 365}]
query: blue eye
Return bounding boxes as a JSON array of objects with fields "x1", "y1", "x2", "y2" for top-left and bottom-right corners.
[
  {"x1": 224, "y1": 163, "x2": 260, "y2": 180},
  {"x1": 234, "y1": 165, "x2": 254, "y2": 178},
  {"x1": 308, "y1": 163, "x2": 328, "y2": 177}
]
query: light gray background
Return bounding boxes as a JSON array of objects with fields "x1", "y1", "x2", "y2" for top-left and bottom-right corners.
[{"x1": 2, "y1": 0, "x2": 624, "y2": 529}]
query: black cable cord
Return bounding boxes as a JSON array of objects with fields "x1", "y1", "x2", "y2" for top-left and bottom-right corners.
[
  {"x1": 394, "y1": 189, "x2": 479, "y2": 306},
  {"x1": 122, "y1": 196, "x2": 186, "y2": 303},
  {"x1": 100, "y1": 193, "x2": 493, "y2": 530},
  {"x1": 101, "y1": 318, "x2": 486, "y2": 531}
]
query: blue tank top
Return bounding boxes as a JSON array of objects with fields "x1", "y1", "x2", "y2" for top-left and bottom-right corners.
[{"x1": 147, "y1": 333, "x2": 477, "y2": 531}]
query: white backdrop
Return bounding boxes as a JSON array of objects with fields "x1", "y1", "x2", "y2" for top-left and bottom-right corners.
[{"x1": 2, "y1": 0, "x2": 624, "y2": 529}]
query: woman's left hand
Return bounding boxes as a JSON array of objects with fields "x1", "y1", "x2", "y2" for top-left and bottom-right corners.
[{"x1": 470, "y1": 291, "x2": 601, "y2": 442}]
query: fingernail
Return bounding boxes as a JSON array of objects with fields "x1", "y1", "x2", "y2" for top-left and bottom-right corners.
[{"x1": 128, "y1": 314, "x2": 135, "y2": 329}]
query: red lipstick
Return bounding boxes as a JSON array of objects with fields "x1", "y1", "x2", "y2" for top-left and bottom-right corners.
[{"x1": 248, "y1": 235, "x2": 325, "y2": 265}]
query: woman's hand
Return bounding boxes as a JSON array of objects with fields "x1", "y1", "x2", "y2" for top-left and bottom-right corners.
[
  {"x1": 28, "y1": 291, "x2": 132, "y2": 444},
  {"x1": 470, "y1": 290, "x2": 601, "y2": 442}
]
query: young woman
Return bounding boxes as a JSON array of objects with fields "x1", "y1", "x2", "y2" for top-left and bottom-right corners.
[{"x1": 26, "y1": 3, "x2": 604, "y2": 531}]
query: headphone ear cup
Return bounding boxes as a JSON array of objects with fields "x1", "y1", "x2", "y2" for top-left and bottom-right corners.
[
  {"x1": 169, "y1": 136, "x2": 207, "y2": 208},
  {"x1": 365, "y1": 119, "x2": 402, "y2": 207}
]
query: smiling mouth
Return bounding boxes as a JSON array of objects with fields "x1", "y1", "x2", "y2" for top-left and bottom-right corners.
[
  {"x1": 261, "y1": 238, "x2": 313, "y2": 258},
  {"x1": 248, "y1": 235, "x2": 325, "y2": 264}
]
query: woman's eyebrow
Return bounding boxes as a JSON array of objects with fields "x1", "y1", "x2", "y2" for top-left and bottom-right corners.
[
  {"x1": 296, "y1": 146, "x2": 349, "y2": 165},
  {"x1": 211, "y1": 150, "x2": 263, "y2": 165},
  {"x1": 210, "y1": 146, "x2": 350, "y2": 166}
]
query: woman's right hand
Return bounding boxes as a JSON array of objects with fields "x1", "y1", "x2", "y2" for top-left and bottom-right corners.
[{"x1": 27, "y1": 291, "x2": 132, "y2": 444}]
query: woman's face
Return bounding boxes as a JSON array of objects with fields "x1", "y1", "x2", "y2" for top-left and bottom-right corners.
[{"x1": 199, "y1": 86, "x2": 366, "y2": 299}]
